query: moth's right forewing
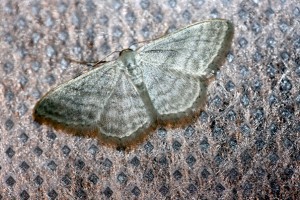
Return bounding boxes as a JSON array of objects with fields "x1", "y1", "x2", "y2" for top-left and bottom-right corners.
[
  {"x1": 136, "y1": 19, "x2": 234, "y2": 78},
  {"x1": 134, "y1": 19, "x2": 233, "y2": 123}
]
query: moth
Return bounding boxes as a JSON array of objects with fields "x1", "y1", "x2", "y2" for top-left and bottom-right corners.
[{"x1": 34, "y1": 19, "x2": 234, "y2": 147}]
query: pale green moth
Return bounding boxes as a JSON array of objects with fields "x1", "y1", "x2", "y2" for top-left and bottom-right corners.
[{"x1": 34, "y1": 19, "x2": 234, "y2": 148}]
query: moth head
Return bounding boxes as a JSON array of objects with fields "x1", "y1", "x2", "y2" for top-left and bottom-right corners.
[
  {"x1": 119, "y1": 48, "x2": 136, "y2": 65},
  {"x1": 119, "y1": 48, "x2": 134, "y2": 56}
]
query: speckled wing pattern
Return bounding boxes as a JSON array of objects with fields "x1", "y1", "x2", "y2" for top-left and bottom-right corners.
[
  {"x1": 34, "y1": 62, "x2": 154, "y2": 139},
  {"x1": 136, "y1": 19, "x2": 233, "y2": 118},
  {"x1": 34, "y1": 19, "x2": 233, "y2": 145},
  {"x1": 34, "y1": 62, "x2": 119, "y2": 127},
  {"x1": 98, "y1": 72, "x2": 154, "y2": 138}
]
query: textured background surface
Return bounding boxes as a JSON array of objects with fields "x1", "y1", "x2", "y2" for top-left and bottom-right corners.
[{"x1": 1, "y1": 0, "x2": 299, "y2": 199}]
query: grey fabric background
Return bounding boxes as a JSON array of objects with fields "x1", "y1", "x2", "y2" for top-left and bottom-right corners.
[{"x1": 1, "y1": 0, "x2": 299, "y2": 199}]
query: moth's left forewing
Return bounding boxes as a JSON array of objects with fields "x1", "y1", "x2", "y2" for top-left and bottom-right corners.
[{"x1": 33, "y1": 61, "x2": 121, "y2": 134}]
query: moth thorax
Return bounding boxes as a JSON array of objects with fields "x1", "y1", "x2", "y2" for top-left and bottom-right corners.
[{"x1": 127, "y1": 64, "x2": 143, "y2": 86}]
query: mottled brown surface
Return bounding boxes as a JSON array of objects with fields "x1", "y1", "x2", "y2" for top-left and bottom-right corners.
[{"x1": 1, "y1": 0, "x2": 299, "y2": 199}]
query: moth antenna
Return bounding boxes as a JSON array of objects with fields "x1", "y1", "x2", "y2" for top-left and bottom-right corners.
[{"x1": 64, "y1": 50, "x2": 122, "y2": 68}]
